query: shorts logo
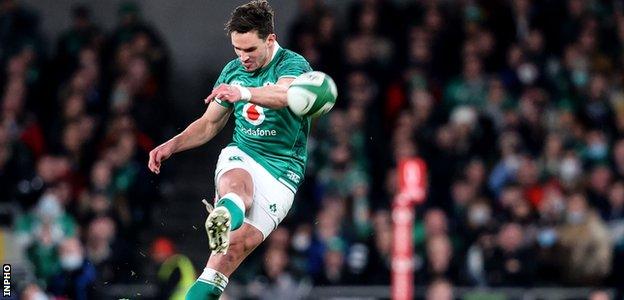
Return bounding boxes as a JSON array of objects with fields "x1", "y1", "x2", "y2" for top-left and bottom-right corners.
[
  {"x1": 228, "y1": 156, "x2": 243, "y2": 162},
  {"x1": 286, "y1": 171, "x2": 301, "y2": 184},
  {"x1": 242, "y1": 103, "x2": 265, "y2": 126},
  {"x1": 269, "y1": 203, "x2": 277, "y2": 214}
]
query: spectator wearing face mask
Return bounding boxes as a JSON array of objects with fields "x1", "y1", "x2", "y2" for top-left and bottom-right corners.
[
  {"x1": 534, "y1": 185, "x2": 565, "y2": 284},
  {"x1": 15, "y1": 191, "x2": 77, "y2": 283},
  {"x1": 558, "y1": 193, "x2": 612, "y2": 285},
  {"x1": 16, "y1": 192, "x2": 77, "y2": 248},
  {"x1": 48, "y1": 237, "x2": 97, "y2": 300},
  {"x1": 465, "y1": 211, "x2": 499, "y2": 286}
]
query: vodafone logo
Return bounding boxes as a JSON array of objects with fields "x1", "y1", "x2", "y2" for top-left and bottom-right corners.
[{"x1": 242, "y1": 103, "x2": 265, "y2": 126}]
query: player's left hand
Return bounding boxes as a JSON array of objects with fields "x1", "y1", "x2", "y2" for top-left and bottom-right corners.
[{"x1": 204, "y1": 84, "x2": 242, "y2": 104}]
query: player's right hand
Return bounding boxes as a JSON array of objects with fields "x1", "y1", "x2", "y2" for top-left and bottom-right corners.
[
  {"x1": 204, "y1": 84, "x2": 242, "y2": 104},
  {"x1": 148, "y1": 143, "x2": 174, "y2": 174}
]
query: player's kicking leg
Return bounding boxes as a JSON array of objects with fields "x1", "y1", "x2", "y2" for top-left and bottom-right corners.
[
  {"x1": 186, "y1": 169, "x2": 257, "y2": 299},
  {"x1": 206, "y1": 169, "x2": 253, "y2": 255}
]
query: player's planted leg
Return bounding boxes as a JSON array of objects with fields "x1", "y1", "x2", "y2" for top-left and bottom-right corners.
[
  {"x1": 186, "y1": 224, "x2": 264, "y2": 300},
  {"x1": 185, "y1": 267, "x2": 228, "y2": 300}
]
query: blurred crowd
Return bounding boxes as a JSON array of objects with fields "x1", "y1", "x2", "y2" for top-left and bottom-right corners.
[
  {"x1": 236, "y1": 0, "x2": 624, "y2": 297},
  {"x1": 4, "y1": 0, "x2": 624, "y2": 299},
  {"x1": 1, "y1": 0, "x2": 170, "y2": 298}
]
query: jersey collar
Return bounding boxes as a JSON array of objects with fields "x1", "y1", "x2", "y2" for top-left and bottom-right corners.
[{"x1": 269, "y1": 41, "x2": 281, "y2": 63}]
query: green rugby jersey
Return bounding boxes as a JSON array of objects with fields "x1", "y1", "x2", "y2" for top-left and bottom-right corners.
[{"x1": 213, "y1": 43, "x2": 312, "y2": 193}]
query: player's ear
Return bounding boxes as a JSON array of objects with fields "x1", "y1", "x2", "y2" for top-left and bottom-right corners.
[{"x1": 266, "y1": 33, "x2": 276, "y2": 45}]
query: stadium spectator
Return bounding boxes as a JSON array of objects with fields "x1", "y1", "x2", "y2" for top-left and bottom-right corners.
[
  {"x1": 54, "y1": 4, "x2": 103, "y2": 81},
  {"x1": 483, "y1": 222, "x2": 535, "y2": 286},
  {"x1": 425, "y1": 278, "x2": 454, "y2": 300},
  {"x1": 5, "y1": 0, "x2": 624, "y2": 297},
  {"x1": 0, "y1": 0, "x2": 43, "y2": 64},
  {"x1": 48, "y1": 237, "x2": 97, "y2": 300},
  {"x1": 416, "y1": 233, "x2": 461, "y2": 285},
  {"x1": 15, "y1": 191, "x2": 77, "y2": 283},
  {"x1": 558, "y1": 193, "x2": 612, "y2": 285},
  {"x1": 248, "y1": 246, "x2": 307, "y2": 299}
]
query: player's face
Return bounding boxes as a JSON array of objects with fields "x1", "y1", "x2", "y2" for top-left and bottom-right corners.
[{"x1": 231, "y1": 31, "x2": 276, "y2": 72}]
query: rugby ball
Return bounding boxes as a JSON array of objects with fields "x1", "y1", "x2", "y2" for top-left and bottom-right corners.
[{"x1": 287, "y1": 71, "x2": 337, "y2": 117}]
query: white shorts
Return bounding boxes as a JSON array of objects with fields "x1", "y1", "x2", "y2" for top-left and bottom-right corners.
[{"x1": 214, "y1": 146, "x2": 295, "y2": 239}]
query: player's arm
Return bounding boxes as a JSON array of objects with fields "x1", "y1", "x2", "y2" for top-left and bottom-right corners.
[
  {"x1": 204, "y1": 77, "x2": 294, "y2": 109},
  {"x1": 246, "y1": 77, "x2": 294, "y2": 108},
  {"x1": 148, "y1": 102, "x2": 232, "y2": 174}
]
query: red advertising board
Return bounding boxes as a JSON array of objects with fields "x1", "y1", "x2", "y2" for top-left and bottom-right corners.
[
  {"x1": 392, "y1": 158, "x2": 427, "y2": 300},
  {"x1": 397, "y1": 158, "x2": 427, "y2": 204}
]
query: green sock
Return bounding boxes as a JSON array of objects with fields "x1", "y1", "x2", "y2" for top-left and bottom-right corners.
[
  {"x1": 185, "y1": 268, "x2": 228, "y2": 300},
  {"x1": 216, "y1": 193, "x2": 245, "y2": 230},
  {"x1": 185, "y1": 280, "x2": 222, "y2": 300}
]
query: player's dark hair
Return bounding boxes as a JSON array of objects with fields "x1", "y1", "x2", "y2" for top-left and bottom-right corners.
[{"x1": 225, "y1": 0, "x2": 275, "y2": 40}]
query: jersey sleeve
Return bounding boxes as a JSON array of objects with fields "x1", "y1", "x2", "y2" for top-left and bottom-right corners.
[
  {"x1": 275, "y1": 53, "x2": 312, "y2": 80},
  {"x1": 213, "y1": 62, "x2": 234, "y2": 108}
]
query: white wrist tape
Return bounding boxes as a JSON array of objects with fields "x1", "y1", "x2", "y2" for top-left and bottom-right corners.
[{"x1": 235, "y1": 85, "x2": 252, "y2": 101}]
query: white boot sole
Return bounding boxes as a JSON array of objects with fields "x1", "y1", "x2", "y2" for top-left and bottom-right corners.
[{"x1": 205, "y1": 206, "x2": 231, "y2": 254}]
